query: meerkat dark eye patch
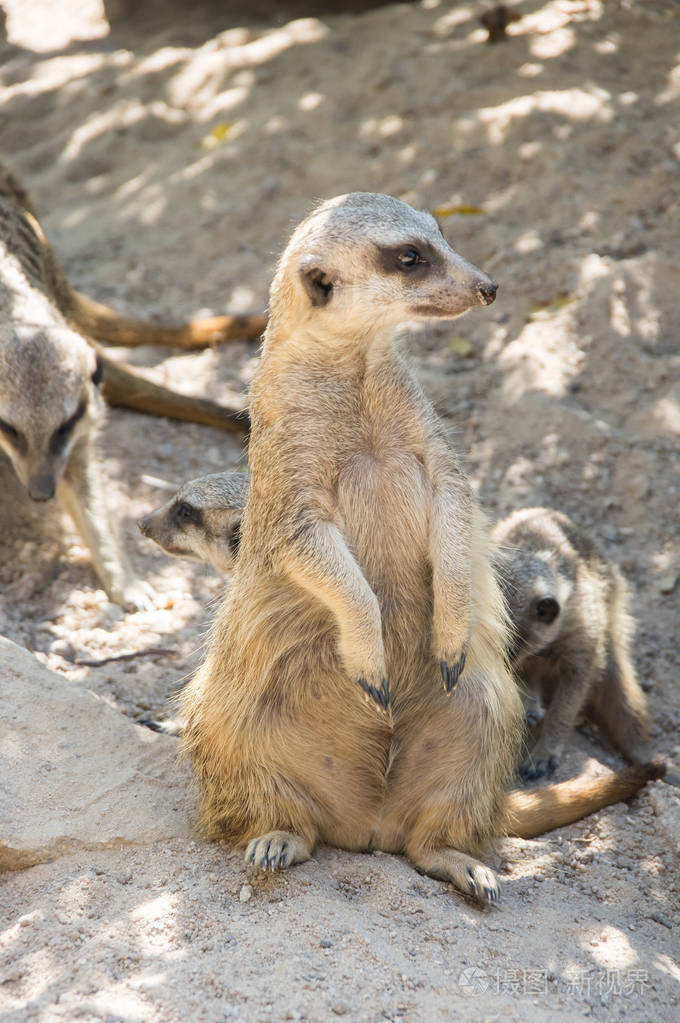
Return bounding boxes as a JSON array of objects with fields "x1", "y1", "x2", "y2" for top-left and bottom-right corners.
[
  {"x1": 49, "y1": 401, "x2": 87, "y2": 454},
  {"x1": 300, "y1": 266, "x2": 333, "y2": 307},
  {"x1": 91, "y1": 354, "x2": 104, "y2": 387},
  {"x1": 535, "y1": 596, "x2": 560, "y2": 624},
  {"x1": 377, "y1": 240, "x2": 443, "y2": 277},
  {"x1": 175, "y1": 502, "x2": 202, "y2": 526},
  {"x1": 0, "y1": 416, "x2": 27, "y2": 453}
]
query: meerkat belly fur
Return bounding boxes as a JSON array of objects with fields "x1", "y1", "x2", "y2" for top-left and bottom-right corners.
[
  {"x1": 492, "y1": 507, "x2": 650, "y2": 781},
  {"x1": 0, "y1": 169, "x2": 153, "y2": 610},
  {"x1": 138, "y1": 471, "x2": 249, "y2": 573},
  {"x1": 179, "y1": 192, "x2": 524, "y2": 905}
]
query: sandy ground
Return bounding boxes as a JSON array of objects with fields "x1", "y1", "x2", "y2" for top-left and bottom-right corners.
[{"x1": 1, "y1": 0, "x2": 679, "y2": 1020}]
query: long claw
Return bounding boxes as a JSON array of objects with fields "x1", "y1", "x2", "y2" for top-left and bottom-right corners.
[
  {"x1": 441, "y1": 652, "x2": 467, "y2": 693},
  {"x1": 381, "y1": 677, "x2": 390, "y2": 706},
  {"x1": 357, "y1": 676, "x2": 390, "y2": 710}
]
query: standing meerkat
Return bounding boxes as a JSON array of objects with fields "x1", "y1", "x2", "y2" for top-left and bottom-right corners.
[
  {"x1": 175, "y1": 192, "x2": 665, "y2": 906},
  {"x1": 492, "y1": 507, "x2": 651, "y2": 781},
  {"x1": 0, "y1": 178, "x2": 155, "y2": 609},
  {"x1": 138, "y1": 471, "x2": 249, "y2": 573}
]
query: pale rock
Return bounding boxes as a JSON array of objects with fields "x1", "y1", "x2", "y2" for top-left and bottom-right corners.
[{"x1": 0, "y1": 637, "x2": 192, "y2": 871}]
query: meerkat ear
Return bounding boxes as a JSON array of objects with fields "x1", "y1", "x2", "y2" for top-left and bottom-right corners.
[
  {"x1": 299, "y1": 261, "x2": 334, "y2": 307},
  {"x1": 535, "y1": 596, "x2": 560, "y2": 624}
]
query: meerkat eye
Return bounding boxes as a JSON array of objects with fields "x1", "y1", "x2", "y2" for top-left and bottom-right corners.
[
  {"x1": 50, "y1": 401, "x2": 87, "y2": 454},
  {"x1": 0, "y1": 416, "x2": 22, "y2": 446},
  {"x1": 176, "y1": 502, "x2": 196, "y2": 523},
  {"x1": 397, "y1": 248, "x2": 424, "y2": 268}
]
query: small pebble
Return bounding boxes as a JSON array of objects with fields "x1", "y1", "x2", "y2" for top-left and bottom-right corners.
[
  {"x1": 49, "y1": 639, "x2": 75, "y2": 660},
  {"x1": 239, "y1": 885, "x2": 253, "y2": 903}
]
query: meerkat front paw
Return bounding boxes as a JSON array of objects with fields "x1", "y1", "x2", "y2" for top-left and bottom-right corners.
[
  {"x1": 245, "y1": 831, "x2": 310, "y2": 872},
  {"x1": 338, "y1": 631, "x2": 390, "y2": 711},
  {"x1": 356, "y1": 672, "x2": 390, "y2": 710},
  {"x1": 112, "y1": 578, "x2": 157, "y2": 613},
  {"x1": 439, "y1": 650, "x2": 467, "y2": 693},
  {"x1": 433, "y1": 610, "x2": 470, "y2": 694}
]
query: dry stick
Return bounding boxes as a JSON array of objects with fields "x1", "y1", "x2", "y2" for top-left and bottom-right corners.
[
  {"x1": 98, "y1": 350, "x2": 251, "y2": 434},
  {"x1": 505, "y1": 758, "x2": 667, "y2": 840},
  {"x1": 72, "y1": 290, "x2": 267, "y2": 350},
  {"x1": 75, "y1": 647, "x2": 174, "y2": 667}
]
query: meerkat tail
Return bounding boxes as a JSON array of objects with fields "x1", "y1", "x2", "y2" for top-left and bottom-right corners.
[
  {"x1": 71, "y1": 290, "x2": 266, "y2": 349},
  {"x1": 98, "y1": 351, "x2": 250, "y2": 433},
  {"x1": 505, "y1": 758, "x2": 667, "y2": 839}
]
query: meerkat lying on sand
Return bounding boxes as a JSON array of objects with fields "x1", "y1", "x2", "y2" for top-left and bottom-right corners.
[
  {"x1": 492, "y1": 507, "x2": 651, "y2": 781},
  {"x1": 178, "y1": 193, "x2": 664, "y2": 904},
  {"x1": 138, "y1": 471, "x2": 249, "y2": 573}
]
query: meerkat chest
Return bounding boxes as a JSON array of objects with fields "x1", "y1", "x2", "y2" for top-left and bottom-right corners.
[{"x1": 336, "y1": 433, "x2": 432, "y2": 594}]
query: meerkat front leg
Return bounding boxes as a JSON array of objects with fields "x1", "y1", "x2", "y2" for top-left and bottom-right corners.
[
  {"x1": 58, "y1": 436, "x2": 156, "y2": 612},
  {"x1": 519, "y1": 655, "x2": 595, "y2": 781},
  {"x1": 283, "y1": 519, "x2": 389, "y2": 710},
  {"x1": 426, "y1": 443, "x2": 474, "y2": 693}
]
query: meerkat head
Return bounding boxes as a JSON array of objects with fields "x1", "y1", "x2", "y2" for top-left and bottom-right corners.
[
  {"x1": 138, "y1": 471, "x2": 249, "y2": 574},
  {"x1": 268, "y1": 192, "x2": 497, "y2": 341},
  {"x1": 496, "y1": 547, "x2": 569, "y2": 664},
  {"x1": 0, "y1": 324, "x2": 103, "y2": 501}
]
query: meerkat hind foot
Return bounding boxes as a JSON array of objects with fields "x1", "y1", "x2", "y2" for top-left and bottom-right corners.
[
  {"x1": 412, "y1": 848, "x2": 500, "y2": 906},
  {"x1": 245, "y1": 831, "x2": 311, "y2": 872},
  {"x1": 518, "y1": 753, "x2": 559, "y2": 784}
]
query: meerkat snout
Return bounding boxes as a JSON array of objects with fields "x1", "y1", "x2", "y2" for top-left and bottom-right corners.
[
  {"x1": 28, "y1": 473, "x2": 56, "y2": 501},
  {"x1": 534, "y1": 595, "x2": 559, "y2": 624},
  {"x1": 476, "y1": 280, "x2": 498, "y2": 306},
  {"x1": 137, "y1": 513, "x2": 152, "y2": 537}
]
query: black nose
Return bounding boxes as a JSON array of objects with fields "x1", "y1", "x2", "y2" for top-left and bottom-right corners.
[
  {"x1": 476, "y1": 280, "x2": 498, "y2": 306},
  {"x1": 28, "y1": 474, "x2": 55, "y2": 501},
  {"x1": 138, "y1": 515, "x2": 151, "y2": 536}
]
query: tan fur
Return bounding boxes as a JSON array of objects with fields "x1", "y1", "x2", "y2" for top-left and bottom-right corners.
[
  {"x1": 0, "y1": 168, "x2": 153, "y2": 610},
  {"x1": 179, "y1": 192, "x2": 527, "y2": 905},
  {"x1": 492, "y1": 507, "x2": 651, "y2": 780},
  {"x1": 506, "y1": 759, "x2": 666, "y2": 839}
]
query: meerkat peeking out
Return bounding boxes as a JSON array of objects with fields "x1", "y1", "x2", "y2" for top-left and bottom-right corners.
[
  {"x1": 177, "y1": 193, "x2": 661, "y2": 905},
  {"x1": 0, "y1": 182, "x2": 154, "y2": 611},
  {"x1": 138, "y1": 471, "x2": 249, "y2": 573},
  {"x1": 492, "y1": 507, "x2": 651, "y2": 782}
]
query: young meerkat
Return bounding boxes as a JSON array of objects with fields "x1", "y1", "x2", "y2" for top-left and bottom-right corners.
[
  {"x1": 0, "y1": 180, "x2": 154, "y2": 610},
  {"x1": 492, "y1": 507, "x2": 651, "y2": 781},
  {"x1": 178, "y1": 191, "x2": 535, "y2": 906},
  {"x1": 138, "y1": 471, "x2": 249, "y2": 573}
]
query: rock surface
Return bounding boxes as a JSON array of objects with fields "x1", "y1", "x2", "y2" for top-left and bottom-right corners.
[{"x1": 0, "y1": 637, "x2": 190, "y2": 871}]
